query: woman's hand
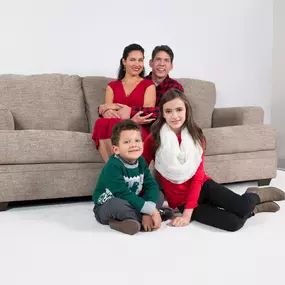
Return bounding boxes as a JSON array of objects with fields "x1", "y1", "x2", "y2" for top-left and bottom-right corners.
[
  {"x1": 117, "y1": 105, "x2": 131, "y2": 119},
  {"x1": 102, "y1": 109, "x2": 120, "y2": 118},
  {"x1": 99, "y1": 103, "x2": 124, "y2": 115}
]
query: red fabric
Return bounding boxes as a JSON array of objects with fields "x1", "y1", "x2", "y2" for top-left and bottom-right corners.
[
  {"x1": 130, "y1": 73, "x2": 184, "y2": 118},
  {"x1": 143, "y1": 133, "x2": 211, "y2": 209},
  {"x1": 92, "y1": 79, "x2": 154, "y2": 149}
]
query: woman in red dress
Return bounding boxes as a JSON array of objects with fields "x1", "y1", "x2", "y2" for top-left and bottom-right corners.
[{"x1": 92, "y1": 44, "x2": 156, "y2": 162}]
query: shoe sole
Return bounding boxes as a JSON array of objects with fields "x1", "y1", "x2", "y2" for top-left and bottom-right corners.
[{"x1": 109, "y1": 219, "x2": 141, "y2": 235}]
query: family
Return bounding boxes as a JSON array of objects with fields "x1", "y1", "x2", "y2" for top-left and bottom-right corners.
[{"x1": 91, "y1": 43, "x2": 285, "y2": 235}]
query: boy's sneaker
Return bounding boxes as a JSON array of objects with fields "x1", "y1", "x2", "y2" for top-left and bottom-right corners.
[
  {"x1": 109, "y1": 219, "x2": 141, "y2": 235},
  {"x1": 159, "y1": 207, "x2": 174, "y2": 221}
]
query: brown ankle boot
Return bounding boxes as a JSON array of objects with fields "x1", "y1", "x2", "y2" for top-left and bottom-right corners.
[
  {"x1": 246, "y1": 186, "x2": 285, "y2": 203},
  {"x1": 109, "y1": 219, "x2": 141, "y2": 235},
  {"x1": 253, "y1": 201, "x2": 280, "y2": 214}
]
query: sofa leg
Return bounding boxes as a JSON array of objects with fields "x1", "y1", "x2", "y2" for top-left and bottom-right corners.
[
  {"x1": 258, "y1": 179, "x2": 272, "y2": 187},
  {"x1": 0, "y1": 202, "x2": 9, "y2": 211}
]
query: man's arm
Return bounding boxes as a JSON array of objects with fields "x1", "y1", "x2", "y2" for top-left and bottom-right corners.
[
  {"x1": 176, "y1": 82, "x2": 184, "y2": 92},
  {"x1": 130, "y1": 106, "x2": 160, "y2": 119},
  {"x1": 130, "y1": 81, "x2": 184, "y2": 118}
]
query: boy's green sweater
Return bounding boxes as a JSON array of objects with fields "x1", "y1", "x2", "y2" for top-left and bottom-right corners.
[{"x1": 93, "y1": 155, "x2": 159, "y2": 215}]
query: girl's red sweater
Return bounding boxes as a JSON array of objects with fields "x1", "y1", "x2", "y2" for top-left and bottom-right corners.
[{"x1": 143, "y1": 133, "x2": 211, "y2": 209}]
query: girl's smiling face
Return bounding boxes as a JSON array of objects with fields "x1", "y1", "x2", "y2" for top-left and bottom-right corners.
[{"x1": 163, "y1": 98, "x2": 186, "y2": 134}]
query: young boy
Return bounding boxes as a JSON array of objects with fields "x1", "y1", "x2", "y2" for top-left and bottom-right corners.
[{"x1": 92, "y1": 119, "x2": 173, "y2": 235}]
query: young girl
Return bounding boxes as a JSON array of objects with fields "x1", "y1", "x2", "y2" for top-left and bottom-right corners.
[{"x1": 143, "y1": 89, "x2": 285, "y2": 231}]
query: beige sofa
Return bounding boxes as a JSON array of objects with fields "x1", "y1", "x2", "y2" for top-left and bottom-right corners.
[{"x1": 0, "y1": 74, "x2": 277, "y2": 211}]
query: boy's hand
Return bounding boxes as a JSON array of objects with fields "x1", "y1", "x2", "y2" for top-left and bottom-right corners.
[
  {"x1": 151, "y1": 208, "x2": 162, "y2": 229},
  {"x1": 142, "y1": 215, "x2": 154, "y2": 232}
]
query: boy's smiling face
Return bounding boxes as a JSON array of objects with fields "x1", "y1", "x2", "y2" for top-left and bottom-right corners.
[{"x1": 112, "y1": 130, "x2": 143, "y2": 163}]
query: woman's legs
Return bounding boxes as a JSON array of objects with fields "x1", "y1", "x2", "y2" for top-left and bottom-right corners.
[{"x1": 98, "y1": 139, "x2": 113, "y2": 162}]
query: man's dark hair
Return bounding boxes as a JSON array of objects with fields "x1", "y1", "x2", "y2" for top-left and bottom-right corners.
[
  {"x1": 151, "y1": 45, "x2": 174, "y2": 63},
  {"x1": 111, "y1": 119, "x2": 141, "y2": 146}
]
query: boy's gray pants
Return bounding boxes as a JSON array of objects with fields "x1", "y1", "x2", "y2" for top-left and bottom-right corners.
[{"x1": 93, "y1": 191, "x2": 165, "y2": 225}]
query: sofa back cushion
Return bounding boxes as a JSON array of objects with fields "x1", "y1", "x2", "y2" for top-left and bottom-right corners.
[
  {"x1": 177, "y1": 78, "x2": 216, "y2": 129},
  {"x1": 82, "y1": 76, "x2": 216, "y2": 131},
  {"x1": 0, "y1": 74, "x2": 89, "y2": 132},
  {"x1": 82, "y1": 76, "x2": 113, "y2": 132}
]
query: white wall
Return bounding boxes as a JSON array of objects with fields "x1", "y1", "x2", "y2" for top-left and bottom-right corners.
[
  {"x1": 272, "y1": 0, "x2": 285, "y2": 168},
  {"x1": 0, "y1": 0, "x2": 273, "y2": 122}
]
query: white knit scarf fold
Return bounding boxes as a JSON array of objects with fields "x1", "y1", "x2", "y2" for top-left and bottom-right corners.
[{"x1": 154, "y1": 124, "x2": 203, "y2": 184}]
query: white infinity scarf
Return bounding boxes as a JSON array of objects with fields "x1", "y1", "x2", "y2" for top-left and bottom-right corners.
[{"x1": 154, "y1": 124, "x2": 203, "y2": 184}]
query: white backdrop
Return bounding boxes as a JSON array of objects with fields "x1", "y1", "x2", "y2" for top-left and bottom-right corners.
[
  {"x1": 272, "y1": 0, "x2": 285, "y2": 166},
  {"x1": 0, "y1": 0, "x2": 273, "y2": 122}
]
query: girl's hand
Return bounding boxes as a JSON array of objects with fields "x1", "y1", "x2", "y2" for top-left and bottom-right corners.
[{"x1": 170, "y1": 216, "x2": 190, "y2": 227}]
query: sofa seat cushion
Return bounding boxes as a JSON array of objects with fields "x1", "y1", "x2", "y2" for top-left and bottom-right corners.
[
  {"x1": 203, "y1": 125, "x2": 276, "y2": 156},
  {"x1": 204, "y1": 150, "x2": 277, "y2": 183},
  {"x1": 0, "y1": 130, "x2": 103, "y2": 164}
]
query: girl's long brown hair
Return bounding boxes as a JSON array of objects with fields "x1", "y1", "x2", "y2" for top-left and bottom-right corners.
[{"x1": 151, "y1": 88, "x2": 204, "y2": 151}]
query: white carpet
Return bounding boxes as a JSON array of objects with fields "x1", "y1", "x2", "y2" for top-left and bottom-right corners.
[{"x1": 1, "y1": 171, "x2": 285, "y2": 285}]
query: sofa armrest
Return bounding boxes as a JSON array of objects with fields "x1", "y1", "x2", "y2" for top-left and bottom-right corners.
[
  {"x1": 0, "y1": 105, "x2": 15, "y2": 130},
  {"x1": 212, "y1": 107, "x2": 264, "y2": 127}
]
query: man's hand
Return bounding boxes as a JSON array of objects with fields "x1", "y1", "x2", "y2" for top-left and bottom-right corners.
[
  {"x1": 151, "y1": 208, "x2": 162, "y2": 229},
  {"x1": 117, "y1": 105, "x2": 131, "y2": 119},
  {"x1": 99, "y1": 103, "x2": 124, "y2": 114},
  {"x1": 102, "y1": 109, "x2": 120, "y2": 118},
  {"x1": 142, "y1": 215, "x2": 154, "y2": 232},
  {"x1": 132, "y1": 111, "x2": 156, "y2": 125}
]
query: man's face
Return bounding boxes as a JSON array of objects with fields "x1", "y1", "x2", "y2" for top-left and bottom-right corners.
[
  {"x1": 112, "y1": 130, "x2": 143, "y2": 163},
  {"x1": 149, "y1": 51, "x2": 173, "y2": 80}
]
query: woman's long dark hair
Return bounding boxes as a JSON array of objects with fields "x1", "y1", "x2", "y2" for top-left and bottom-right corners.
[
  {"x1": 151, "y1": 88, "x2": 204, "y2": 151},
  {"x1": 117, "y1": 43, "x2": 145, "y2": 80}
]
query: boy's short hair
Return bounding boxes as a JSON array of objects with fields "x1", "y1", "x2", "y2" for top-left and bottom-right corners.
[
  {"x1": 111, "y1": 119, "x2": 141, "y2": 146},
  {"x1": 151, "y1": 45, "x2": 174, "y2": 63}
]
